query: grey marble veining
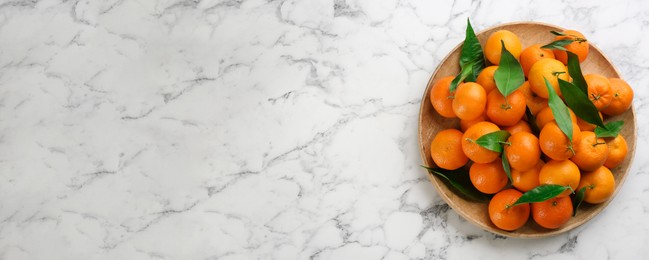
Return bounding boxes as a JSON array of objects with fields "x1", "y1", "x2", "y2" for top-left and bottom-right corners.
[{"x1": 0, "y1": 0, "x2": 648, "y2": 259}]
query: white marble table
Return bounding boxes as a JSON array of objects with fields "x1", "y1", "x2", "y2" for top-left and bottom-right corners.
[{"x1": 1, "y1": 0, "x2": 648, "y2": 259}]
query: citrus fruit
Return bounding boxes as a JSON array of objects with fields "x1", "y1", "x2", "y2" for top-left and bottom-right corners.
[
  {"x1": 531, "y1": 196, "x2": 573, "y2": 229},
  {"x1": 539, "y1": 159, "x2": 581, "y2": 197},
  {"x1": 577, "y1": 166, "x2": 615, "y2": 204},
  {"x1": 552, "y1": 30, "x2": 589, "y2": 64},
  {"x1": 518, "y1": 81, "x2": 548, "y2": 116},
  {"x1": 585, "y1": 74, "x2": 613, "y2": 111},
  {"x1": 570, "y1": 131, "x2": 608, "y2": 171},
  {"x1": 476, "y1": 66, "x2": 498, "y2": 94},
  {"x1": 459, "y1": 112, "x2": 487, "y2": 132},
  {"x1": 505, "y1": 132, "x2": 541, "y2": 172},
  {"x1": 602, "y1": 78, "x2": 634, "y2": 116},
  {"x1": 520, "y1": 44, "x2": 555, "y2": 77},
  {"x1": 470, "y1": 160, "x2": 509, "y2": 194},
  {"x1": 604, "y1": 134, "x2": 628, "y2": 168},
  {"x1": 528, "y1": 58, "x2": 569, "y2": 99},
  {"x1": 503, "y1": 120, "x2": 532, "y2": 135},
  {"x1": 535, "y1": 106, "x2": 577, "y2": 130},
  {"x1": 539, "y1": 121, "x2": 581, "y2": 160},
  {"x1": 452, "y1": 82, "x2": 487, "y2": 121},
  {"x1": 486, "y1": 89, "x2": 527, "y2": 127},
  {"x1": 462, "y1": 121, "x2": 501, "y2": 163},
  {"x1": 484, "y1": 30, "x2": 522, "y2": 65},
  {"x1": 430, "y1": 76, "x2": 457, "y2": 118},
  {"x1": 576, "y1": 112, "x2": 602, "y2": 132},
  {"x1": 430, "y1": 129, "x2": 469, "y2": 170},
  {"x1": 512, "y1": 160, "x2": 543, "y2": 192},
  {"x1": 488, "y1": 189, "x2": 530, "y2": 231}
]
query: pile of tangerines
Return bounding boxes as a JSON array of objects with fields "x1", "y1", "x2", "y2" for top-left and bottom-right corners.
[{"x1": 429, "y1": 29, "x2": 633, "y2": 231}]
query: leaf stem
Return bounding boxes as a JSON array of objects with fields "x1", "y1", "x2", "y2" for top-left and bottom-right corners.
[
  {"x1": 567, "y1": 185, "x2": 575, "y2": 194},
  {"x1": 568, "y1": 144, "x2": 576, "y2": 156},
  {"x1": 593, "y1": 140, "x2": 606, "y2": 147},
  {"x1": 591, "y1": 93, "x2": 601, "y2": 101},
  {"x1": 574, "y1": 37, "x2": 587, "y2": 43},
  {"x1": 552, "y1": 71, "x2": 566, "y2": 77},
  {"x1": 501, "y1": 97, "x2": 512, "y2": 110}
]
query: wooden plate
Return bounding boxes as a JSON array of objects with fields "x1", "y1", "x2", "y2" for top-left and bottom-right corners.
[{"x1": 418, "y1": 22, "x2": 637, "y2": 238}]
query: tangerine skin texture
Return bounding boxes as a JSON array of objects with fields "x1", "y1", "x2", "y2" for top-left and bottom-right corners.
[
  {"x1": 470, "y1": 161, "x2": 508, "y2": 194},
  {"x1": 488, "y1": 189, "x2": 530, "y2": 231},
  {"x1": 486, "y1": 89, "x2": 527, "y2": 127},
  {"x1": 578, "y1": 166, "x2": 616, "y2": 204},
  {"x1": 539, "y1": 159, "x2": 581, "y2": 197},
  {"x1": 462, "y1": 121, "x2": 501, "y2": 163},
  {"x1": 505, "y1": 132, "x2": 541, "y2": 172},
  {"x1": 532, "y1": 196, "x2": 573, "y2": 229},
  {"x1": 430, "y1": 76, "x2": 457, "y2": 118},
  {"x1": 452, "y1": 82, "x2": 487, "y2": 121},
  {"x1": 430, "y1": 129, "x2": 469, "y2": 170},
  {"x1": 604, "y1": 134, "x2": 628, "y2": 169}
]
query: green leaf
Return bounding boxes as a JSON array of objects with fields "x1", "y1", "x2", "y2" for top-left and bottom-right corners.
[
  {"x1": 525, "y1": 106, "x2": 541, "y2": 136},
  {"x1": 502, "y1": 150, "x2": 512, "y2": 184},
  {"x1": 459, "y1": 18, "x2": 485, "y2": 82},
  {"x1": 475, "y1": 130, "x2": 511, "y2": 152},
  {"x1": 595, "y1": 121, "x2": 624, "y2": 138},
  {"x1": 566, "y1": 52, "x2": 587, "y2": 93},
  {"x1": 450, "y1": 63, "x2": 473, "y2": 92},
  {"x1": 494, "y1": 40, "x2": 525, "y2": 97},
  {"x1": 545, "y1": 77, "x2": 573, "y2": 141},
  {"x1": 512, "y1": 184, "x2": 570, "y2": 206},
  {"x1": 541, "y1": 39, "x2": 574, "y2": 51},
  {"x1": 572, "y1": 186, "x2": 587, "y2": 217},
  {"x1": 558, "y1": 79, "x2": 605, "y2": 128},
  {"x1": 421, "y1": 165, "x2": 489, "y2": 202},
  {"x1": 450, "y1": 19, "x2": 485, "y2": 92},
  {"x1": 550, "y1": 30, "x2": 566, "y2": 36}
]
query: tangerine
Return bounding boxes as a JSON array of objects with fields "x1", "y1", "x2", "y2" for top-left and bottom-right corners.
[
  {"x1": 577, "y1": 166, "x2": 615, "y2": 204},
  {"x1": 488, "y1": 189, "x2": 530, "y2": 231},
  {"x1": 539, "y1": 121, "x2": 581, "y2": 160},
  {"x1": 604, "y1": 134, "x2": 628, "y2": 169},
  {"x1": 503, "y1": 120, "x2": 532, "y2": 135},
  {"x1": 486, "y1": 89, "x2": 527, "y2": 127},
  {"x1": 484, "y1": 30, "x2": 523, "y2": 65},
  {"x1": 452, "y1": 82, "x2": 487, "y2": 121},
  {"x1": 552, "y1": 30, "x2": 589, "y2": 64},
  {"x1": 476, "y1": 66, "x2": 499, "y2": 94},
  {"x1": 570, "y1": 131, "x2": 608, "y2": 171},
  {"x1": 459, "y1": 112, "x2": 487, "y2": 132},
  {"x1": 520, "y1": 44, "x2": 555, "y2": 77},
  {"x1": 518, "y1": 81, "x2": 548, "y2": 116},
  {"x1": 430, "y1": 76, "x2": 457, "y2": 118},
  {"x1": 575, "y1": 112, "x2": 603, "y2": 132},
  {"x1": 528, "y1": 58, "x2": 569, "y2": 99},
  {"x1": 462, "y1": 121, "x2": 501, "y2": 163},
  {"x1": 602, "y1": 78, "x2": 634, "y2": 116},
  {"x1": 535, "y1": 106, "x2": 577, "y2": 129},
  {"x1": 539, "y1": 159, "x2": 581, "y2": 197},
  {"x1": 505, "y1": 132, "x2": 541, "y2": 172},
  {"x1": 470, "y1": 160, "x2": 509, "y2": 194},
  {"x1": 430, "y1": 129, "x2": 469, "y2": 170},
  {"x1": 531, "y1": 196, "x2": 573, "y2": 229},
  {"x1": 512, "y1": 160, "x2": 543, "y2": 192},
  {"x1": 585, "y1": 74, "x2": 613, "y2": 111}
]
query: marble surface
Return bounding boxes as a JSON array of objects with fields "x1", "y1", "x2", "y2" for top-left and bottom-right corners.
[{"x1": 1, "y1": 0, "x2": 648, "y2": 259}]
